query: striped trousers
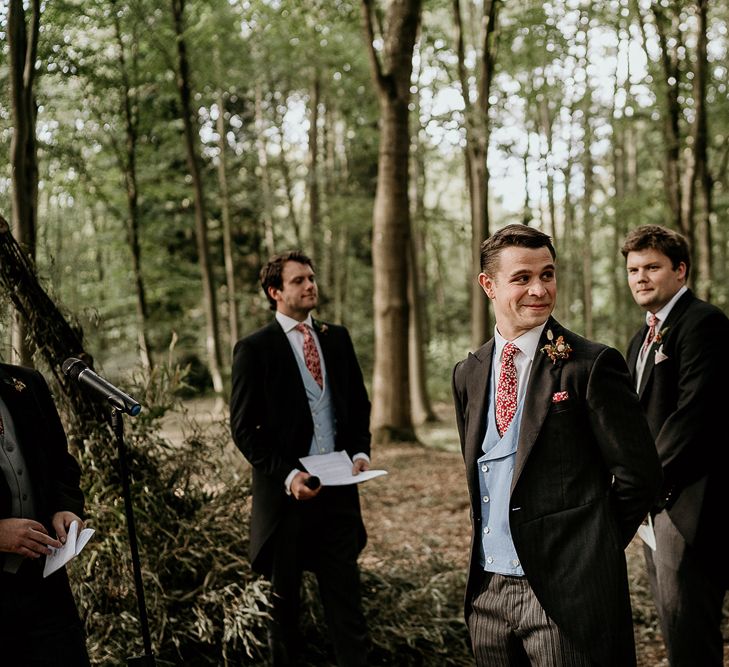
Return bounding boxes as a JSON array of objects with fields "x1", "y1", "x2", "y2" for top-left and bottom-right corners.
[{"x1": 468, "y1": 573, "x2": 595, "y2": 666}]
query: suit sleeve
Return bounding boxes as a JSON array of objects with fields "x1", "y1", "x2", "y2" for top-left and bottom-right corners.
[
  {"x1": 654, "y1": 309, "x2": 729, "y2": 493},
  {"x1": 341, "y1": 329, "x2": 371, "y2": 459},
  {"x1": 586, "y1": 347, "x2": 662, "y2": 546},
  {"x1": 31, "y1": 371, "x2": 85, "y2": 518},
  {"x1": 230, "y1": 337, "x2": 298, "y2": 485},
  {"x1": 451, "y1": 360, "x2": 467, "y2": 453}
]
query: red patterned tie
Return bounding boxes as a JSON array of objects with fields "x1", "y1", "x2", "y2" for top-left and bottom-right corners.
[
  {"x1": 641, "y1": 313, "x2": 659, "y2": 357},
  {"x1": 295, "y1": 323, "x2": 323, "y2": 388},
  {"x1": 495, "y1": 343, "x2": 519, "y2": 437}
]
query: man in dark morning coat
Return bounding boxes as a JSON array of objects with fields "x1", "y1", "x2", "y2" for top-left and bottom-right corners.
[
  {"x1": 452, "y1": 224, "x2": 661, "y2": 666},
  {"x1": 622, "y1": 224, "x2": 729, "y2": 667},
  {"x1": 230, "y1": 250, "x2": 372, "y2": 666},
  {"x1": 0, "y1": 362, "x2": 90, "y2": 666}
]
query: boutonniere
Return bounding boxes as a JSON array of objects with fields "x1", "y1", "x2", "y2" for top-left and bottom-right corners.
[
  {"x1": 313, "y1": 319, "x2": 328, "y2": 334},
  {"x1": 653, "y1": 326, "x2": 670, "y2": 346},
  {"x1": 541, "y1": 329, "x2": 572, "y2": 364},
  {"x1": 3, "y1": 377, "x2": 26, "y2": 392}
]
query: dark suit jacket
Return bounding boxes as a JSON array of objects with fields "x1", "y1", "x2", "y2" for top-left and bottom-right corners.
[
  {"x1": 452, "y1": 317, "x2": 661, "y2": 667},
  {"x1": 626, "y1": 289, "x2": 729, "y2": 583},
  {"x1": 230, "y1": 318, "x2": 371, "y2": 576},
  {"x1": 0, "y1": 363, "x2": 84, "y2": 532}
]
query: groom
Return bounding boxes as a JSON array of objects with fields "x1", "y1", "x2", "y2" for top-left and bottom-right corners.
[{"x1": 452, "y1": 224, "x2": 661, "y2": 666}]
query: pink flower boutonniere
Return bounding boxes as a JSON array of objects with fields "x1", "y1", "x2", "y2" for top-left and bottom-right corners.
[
  {"x1": 541, "y1": 329, "x2": 572, "y2": 364},
  {"x1": 653, "y1": 326, "x2": 670, "y2": 346},
  {"x1": 314, "y1": 319, "x2": 328, "y2": 334}
]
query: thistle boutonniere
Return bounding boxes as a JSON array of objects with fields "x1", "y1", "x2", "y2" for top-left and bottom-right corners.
[
  {"x1": 313, "y1": 319, "x2": 328, "y2": 334},
  {"x1": 652, "y1": 326, "x2": 670, "y2": 346},
  {"x1": 3, "y1": 377, "x2": 26, "y2": 392},
  {"x1": 541, "y1": 329, "x2": 572, "y2": 364}
]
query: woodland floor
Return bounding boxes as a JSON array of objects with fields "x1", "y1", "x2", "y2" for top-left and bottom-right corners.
[{"x1": 170, "y1": 398, "x2": 729, "y2": 667}]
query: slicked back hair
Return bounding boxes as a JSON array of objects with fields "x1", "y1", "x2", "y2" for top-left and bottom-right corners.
[{"x1": 480, "y1": 224, "x2": 556, "y2": 275}]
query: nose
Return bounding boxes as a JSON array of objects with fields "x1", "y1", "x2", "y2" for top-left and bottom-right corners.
[{"x1": 529, "y1": 280, "x2": 547, "y2": 297}]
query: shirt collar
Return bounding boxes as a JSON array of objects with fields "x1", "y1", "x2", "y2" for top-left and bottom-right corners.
[
  {"x1": 276, "y1": 311, "x2": 314, "y2": 333},
  {"x1": 493, "y1": 321, "x2": 548, "y2": 362},
  {"x1": 648, "y1": 285, "x2": 687, "y2": 326}
]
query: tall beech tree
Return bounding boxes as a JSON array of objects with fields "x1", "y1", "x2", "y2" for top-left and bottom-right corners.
[
  {"x1": 7, "y1": 0, "x2": 40, "y2": 365},
  {"x1": 361, "y1": 0, "x2": 422, "y2": 443}
]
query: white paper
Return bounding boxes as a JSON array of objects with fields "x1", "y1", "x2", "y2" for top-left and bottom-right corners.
[
  {"x1": 637, "y1": 514, "x2": 656, "y2": 551},
  {"x1": 299, "y1": 450, "x2": 388, "y2": 486},
  {"x1": 43, "y1": 520, "x2": 96, "y2": 578}
]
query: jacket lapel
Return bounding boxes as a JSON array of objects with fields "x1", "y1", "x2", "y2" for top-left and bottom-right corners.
[
  {"x1": 512, "y1": 319, "x2": 562, "y2": 491},
  {"x1": 638, "y1": 289, "x2": 693, "y2": 397},
  {"x1": 464, "y1": 340, "x2": 494, "y2": 484}
]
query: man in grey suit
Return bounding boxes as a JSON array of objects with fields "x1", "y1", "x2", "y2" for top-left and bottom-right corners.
[
  {"x1": 622, "y1": 225, "x2": 729, "y2": 667},
  {"x1": 452, "y1": 224, "x2": 661, "y2": 666}
]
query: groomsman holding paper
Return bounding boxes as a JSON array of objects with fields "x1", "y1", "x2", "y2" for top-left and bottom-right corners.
[
  {"x1": 230, "y1": 250, "x2": 372, "y2": 666},
  {"x1": 0, "y1": 361, "x2": 90, "y2": 665}
]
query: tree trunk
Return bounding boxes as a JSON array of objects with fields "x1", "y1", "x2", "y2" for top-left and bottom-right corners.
[
  {"x1": 453, "y1": 0, "x2": 498, "y2": 351},
  {"x1": 7, "y1": 0, "x2": 40, "y2": 366},
  {"x1": 114, "y1": 8, "x2": 153, "y2": 371},
  {"x1": 307, "y1": 72, "x2": 322, "y2": 265},
  {"x1": 170, "y1": 0, "x2": 224, "y2": 395},
  {"x1": 214, "y1": 85, "x2": 240, "y2": 347},
  {"x1": 361, "y1": 0, "x2": 422, "y2": 444},
  {"x1": 254, "y1": 82, "x2": 276, "y2": 257},
  {"x1": 691, "y1": 0, "x2": 712, "y2": 299},
  {"x1": 580, "y1": 19, "x2": 594, "y2": 339},
  {"x1": 0, "y1": 214, "x2": 108, "y2": 445}
]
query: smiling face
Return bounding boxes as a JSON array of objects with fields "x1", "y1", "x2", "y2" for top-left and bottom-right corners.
[
  {"x1": 268, "y1": 260, "x2": 319, "y2": 320},
  {"x1": 479, "y1": 245, "x2": 556, "y2": 340},
  {"x1": 625, "y1": 248, "x2": 686, "y2": 313}
]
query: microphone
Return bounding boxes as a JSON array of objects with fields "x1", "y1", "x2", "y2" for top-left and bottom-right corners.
[
  {"x1": 304, "y1": 475, "x2": 321, "y2": 490},
  {"x1": 62, "y1": 357, "x2": 142, "y2": 416}
]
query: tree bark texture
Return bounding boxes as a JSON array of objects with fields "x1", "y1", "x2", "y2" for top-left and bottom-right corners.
[
  {"x1": 361, "y1": 0, "x2": 422, "y2": 443},
  {"x1": 7, "y1": 0, "x2": 41, "y2": 366},
  {"x1": 171, "y1": 0, "x2": 225, "y2": 395}
]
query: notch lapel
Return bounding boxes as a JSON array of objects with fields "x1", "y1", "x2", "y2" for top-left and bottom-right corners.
[
  {"x1": 463, "y1": 340, "x2": 494, "y2": 488},
  {"x1": 512, "y1": 322, "x2": 561, "y2": 491}
]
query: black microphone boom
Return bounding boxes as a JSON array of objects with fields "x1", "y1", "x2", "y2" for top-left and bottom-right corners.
[{"x1": 62, "y1": 357, "x2": 142, "y2": 416}]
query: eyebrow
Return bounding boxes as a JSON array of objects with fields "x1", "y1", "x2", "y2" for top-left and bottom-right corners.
[{"x1": 508, "y1": 263, "x2": 555, "y2": 277}]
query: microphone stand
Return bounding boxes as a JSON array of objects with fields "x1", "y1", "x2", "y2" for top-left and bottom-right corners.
[{"x1": 112, "y1": 407, "x2": 156, "y2": 666}]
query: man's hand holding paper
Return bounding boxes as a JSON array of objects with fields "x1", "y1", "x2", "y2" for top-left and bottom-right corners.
[{"x1": 299, "y1": 451, "x2": 387, "y2": 487}]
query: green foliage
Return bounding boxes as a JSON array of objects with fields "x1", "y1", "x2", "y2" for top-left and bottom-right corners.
[{"x1": 69, "y1": 364, "x2": 270, "y2": 665}]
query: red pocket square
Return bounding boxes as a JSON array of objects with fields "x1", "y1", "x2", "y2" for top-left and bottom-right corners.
[{"x1": 552, "y1": 391, "x2": 569, "y2": 403}]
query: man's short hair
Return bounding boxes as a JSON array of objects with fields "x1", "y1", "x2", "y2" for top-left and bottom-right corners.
[
  {"x1": 260, "y1": 250, "x2": 314, "y2": 311},
  {"x1": 480, "y1": 224, "x2": 556, "y2": 275},
  {"x1": 620, "y1": 225, "x2": 690, "y2": 279}
]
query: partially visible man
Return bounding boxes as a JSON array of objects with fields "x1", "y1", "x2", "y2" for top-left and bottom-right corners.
[
  {"x1": 622, "y1": 224, "x2": 729, "y2": 667},
  {"x1": 230, "y1": 250, "x2": 372, "y2": 666},
  {"x1": 452, "y1": 224, "x2": 661, "y2": 666},
  {"x1": 0, "y1": 362, "x2": 90, "y2": 666}
]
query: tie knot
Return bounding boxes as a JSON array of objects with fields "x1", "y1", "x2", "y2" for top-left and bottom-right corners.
[
  {"x1": 503, "y1": 342, "x2": 519, "y2": 362},
  {"x1": 295, "y1": 323, "x2": 309, "y2": 335},
  {"x1": 647, "y1": 313, "x2": 658, "y2": 328}
]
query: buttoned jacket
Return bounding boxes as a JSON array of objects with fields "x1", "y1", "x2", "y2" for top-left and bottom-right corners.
[
  {"x1": 0, "y1": 363, "x2": 84, "y2": 531},
  {"x1": 230, "y1": 319, "x2": 371, "y2": 576},
  {"x1": 453, "y1": 317, "x2": 661, "y2": 666},
  {"x1": 626, "y1": 289, "x2": 729, "y2": 582}
]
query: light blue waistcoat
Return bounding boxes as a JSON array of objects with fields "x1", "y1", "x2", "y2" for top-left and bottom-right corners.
[
  {"x1": 477, "y1": 370, "x2": 525, "y2": 576},
  {"x1": 292, "y1": 350, "x2": 337, "y2": 455}
]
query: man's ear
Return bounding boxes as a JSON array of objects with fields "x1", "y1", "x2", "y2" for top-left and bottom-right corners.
[
  {"x1": 478, "y1": 273, "x2": 495, "y2": 299},
  {"x1": 267, "y1": 286, "x2": 280, "y2": 303},
  {"x1": 676, "y1": 261, "x2": 687, "y2": 282}
]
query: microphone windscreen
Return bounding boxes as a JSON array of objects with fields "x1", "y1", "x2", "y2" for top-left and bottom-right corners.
[{"x1": 62, "y1": 357, "x2": 86, "y2": 380}]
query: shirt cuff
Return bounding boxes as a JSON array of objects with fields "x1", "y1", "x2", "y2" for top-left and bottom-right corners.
[
  {"x1": 284, "y1": 469, "x2": 300, "y2": 495},
  {"x1": 352, "y1": 453, "x2": 370, "y2": 463}
]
